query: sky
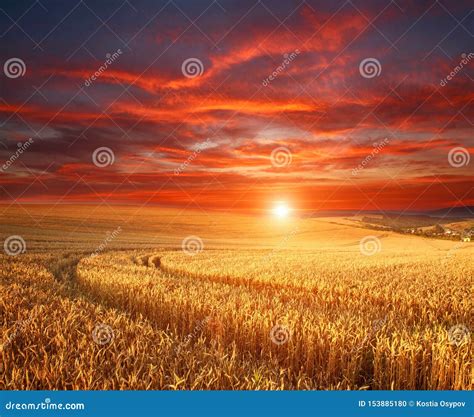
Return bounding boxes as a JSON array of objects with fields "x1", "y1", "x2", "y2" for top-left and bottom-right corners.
[{"x1": 0, "y1": 0, "x2": 472, "y2": 214}]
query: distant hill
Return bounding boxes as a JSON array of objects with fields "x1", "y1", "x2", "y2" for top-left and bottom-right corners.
[
  {"x1": 361, "y1": 215, "x2": 445, "y2": 228},
  {"x1": 426, "y1": 206, "x2": 474, "y2": 218},
  {"x1": 359, "y1": 208, "x2": 474, "y2": 237},
  {"x1": 310, "y1": 206, "x2": 474, "y2": 219}
]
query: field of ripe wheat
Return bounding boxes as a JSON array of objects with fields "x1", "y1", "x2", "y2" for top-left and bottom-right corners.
[{"x1": 1, "y1": 205, "x2": 472, "y2": 390}]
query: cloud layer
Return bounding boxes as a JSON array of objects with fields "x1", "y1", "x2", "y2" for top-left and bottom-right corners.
[{"x1": 0, "y1": 0, "x2": 472, "y2": 212}]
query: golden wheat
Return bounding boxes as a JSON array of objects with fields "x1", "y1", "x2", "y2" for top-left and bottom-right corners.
[{"x1": 1, "y1": 206, "x2": 472, "y2": 390}]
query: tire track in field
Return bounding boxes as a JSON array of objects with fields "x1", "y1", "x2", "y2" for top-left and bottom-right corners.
[
  {"x1": 45, "y1": 252, "x2": 218, "y2": 357},
  {"x1": 139, "y1": 252, "x2": 429, "y2": 322},
  {"x1": 74, "y1": 250, "x2": 456, "y2": 349},
  {"x1": 48, "y1": 252, "x2": 83, "y2": 284}
]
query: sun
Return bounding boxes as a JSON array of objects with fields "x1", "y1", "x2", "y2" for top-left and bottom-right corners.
[{"x1": 272, "y1": 202, "x2": 291, "y2": 218}]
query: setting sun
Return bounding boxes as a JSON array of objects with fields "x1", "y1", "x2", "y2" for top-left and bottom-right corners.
[{"x1": 273, "y1": 202, "x2": 291, "y2": 218}]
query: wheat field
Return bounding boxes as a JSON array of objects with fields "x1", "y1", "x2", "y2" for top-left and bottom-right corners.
[{"x1": 1, "y1": 205, "x2": 472, "y2": 390}]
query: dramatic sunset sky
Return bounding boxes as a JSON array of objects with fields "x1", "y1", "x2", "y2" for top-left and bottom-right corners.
[{"x1": 0, "y1": 0, "x2": 472, "y2": 213}]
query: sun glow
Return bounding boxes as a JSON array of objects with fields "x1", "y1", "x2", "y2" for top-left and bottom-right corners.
[{"x1": 273, "y1": 202, "x2": 291, "y2": 218}]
